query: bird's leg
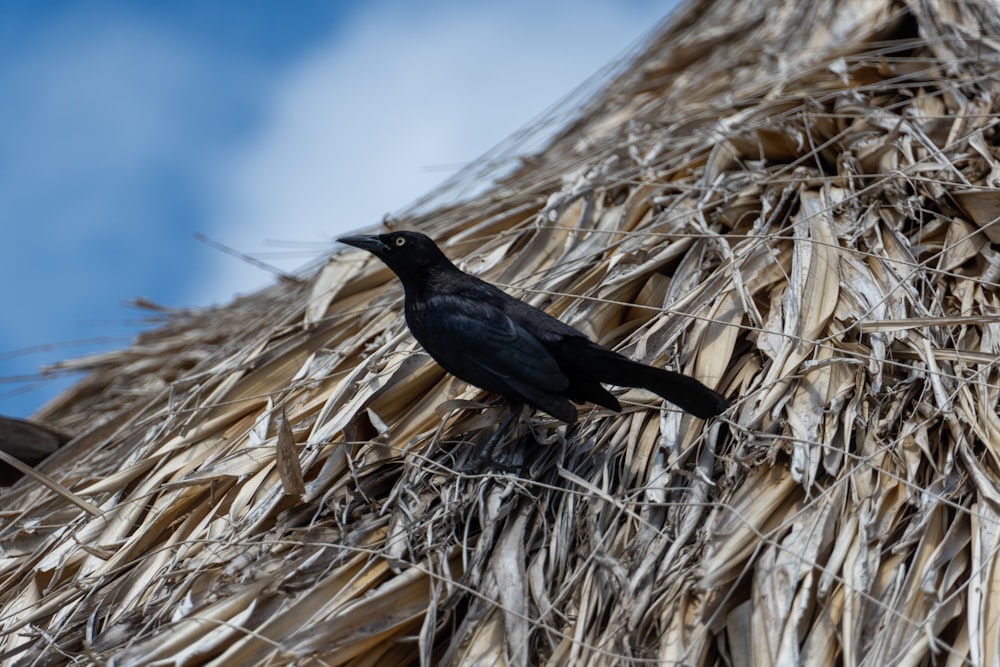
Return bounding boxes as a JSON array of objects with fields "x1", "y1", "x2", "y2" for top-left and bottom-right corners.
[{"x1": 467, "y1": 403, "x2": 524, "y2": 472}]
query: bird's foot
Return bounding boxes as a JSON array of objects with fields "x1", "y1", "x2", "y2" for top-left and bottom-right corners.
[{"x1": 459, "y1": 406, "x2": 524, "y2": 474}]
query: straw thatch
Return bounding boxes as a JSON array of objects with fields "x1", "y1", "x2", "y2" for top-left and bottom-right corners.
[{"x1": 3, "y1": 0, "x2": 1000, "y2": 663}]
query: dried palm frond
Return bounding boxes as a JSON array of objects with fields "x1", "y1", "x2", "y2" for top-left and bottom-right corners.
[{"x1": 3, "y1": 0, "x2": 1000, "y2": 664}]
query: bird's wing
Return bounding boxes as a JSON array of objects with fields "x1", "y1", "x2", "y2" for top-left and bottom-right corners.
[{"x1": 415, "y1": 294, "x2": 569, "y2": 396}]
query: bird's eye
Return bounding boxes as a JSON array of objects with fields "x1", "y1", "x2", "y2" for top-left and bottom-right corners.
[{"x1": 394, "y1": 236, "x2": 406, "y2": 247}]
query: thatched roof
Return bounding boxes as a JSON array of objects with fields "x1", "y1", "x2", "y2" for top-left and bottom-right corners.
[{"x1": 3, "y1": 0, "x2": 1000, "y2": 663}]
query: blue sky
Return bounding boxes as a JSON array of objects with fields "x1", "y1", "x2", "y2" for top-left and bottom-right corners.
[{"x1": 0, "y1": 1, "x2": 673, "y2": 418}]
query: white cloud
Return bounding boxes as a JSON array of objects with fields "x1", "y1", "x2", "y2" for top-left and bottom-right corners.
[{"x1": 202, "y1": 0, "x2": 670, "y2": 304}]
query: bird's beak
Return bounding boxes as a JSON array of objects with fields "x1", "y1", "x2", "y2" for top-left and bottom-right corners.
[{"x1": 338, "y1": 234, "x2": 389, "y2": 256}]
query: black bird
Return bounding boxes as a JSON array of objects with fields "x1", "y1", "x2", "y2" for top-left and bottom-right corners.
[{"x1": 339, "y1": 231, "x2": 729, "y2": 443}]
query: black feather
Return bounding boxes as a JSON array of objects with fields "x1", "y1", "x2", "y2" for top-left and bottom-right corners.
[{"x1": 339, "y1": 231, "x2": 729, "y2": 423}]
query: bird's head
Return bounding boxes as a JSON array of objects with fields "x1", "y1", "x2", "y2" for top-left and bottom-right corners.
[{"x1": 338, "y1": 231, "x2": 453, "y2": 280}]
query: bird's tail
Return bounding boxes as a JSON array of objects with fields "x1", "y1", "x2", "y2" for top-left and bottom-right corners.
[
  {"x1": 569, "y1": 342, "x2": 729, "y2": 419},
  {"x1": 614, "y1": 360, "x2": 730, "y2": 418}
]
